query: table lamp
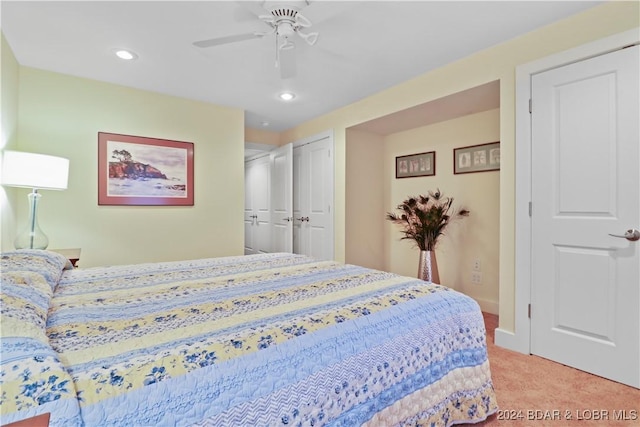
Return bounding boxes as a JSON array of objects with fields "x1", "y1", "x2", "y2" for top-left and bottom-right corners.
[{"x1": 1, "y1": 150, "x2": 69, "y2": 249}]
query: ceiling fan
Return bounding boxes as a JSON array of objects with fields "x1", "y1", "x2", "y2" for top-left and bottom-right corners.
[{"x1": 193, "y1": 1, "x2": 319, "y2": 78}]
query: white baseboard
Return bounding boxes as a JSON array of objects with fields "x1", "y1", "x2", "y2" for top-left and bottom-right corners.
[{"x1": 495, "y1": 328, "x2": 530, "y2": 355}]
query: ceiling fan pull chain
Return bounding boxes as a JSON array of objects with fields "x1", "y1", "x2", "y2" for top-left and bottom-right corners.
[{"x1": 275, "y1": 34, "x2": 280, "y2": 68}]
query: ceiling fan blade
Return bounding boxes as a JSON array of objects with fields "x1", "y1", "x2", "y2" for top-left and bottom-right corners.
[
  {"x1": 258, "y1": 14, "x2": 276, "y2": 25},
  {"x1": 193, "y1": 32, "x2": 265, "y2": 48}
]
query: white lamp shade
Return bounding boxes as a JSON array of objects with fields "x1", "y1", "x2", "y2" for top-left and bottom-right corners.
[{"x1": 1, "y1": 151, "x2": 69, "y2": 190}]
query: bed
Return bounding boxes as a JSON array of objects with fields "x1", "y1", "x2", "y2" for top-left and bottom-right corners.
[{"x1": 1, "y1": 249, "x2": 497, "y2": 426}]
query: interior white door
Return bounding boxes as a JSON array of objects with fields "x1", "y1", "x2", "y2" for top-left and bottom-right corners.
[
  {"x1": 292, "y1": 146, "x2": 304, "y2": 256},
  {"x1": 244, "y1": 160, "x2": 255, "y2": 255},
  {"x1": 244, "y1": 155, "x2": 271, "y2": 255},
  {"x1": 530, "y1": 45, "x2": 639, "y2": 388},
  {"x1": 293, "y1": 135, "x2": 334, "y2": 261},
  {"x1": 270, "y1": 144, "x2": 293, "y2": 253}
]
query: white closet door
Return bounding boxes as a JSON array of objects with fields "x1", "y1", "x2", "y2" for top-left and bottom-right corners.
[
  {"x1": 293, "y1": 134, "x2": 334, "y2": 261},
  {"x1": 292, "y1": 146, "x2": 305, "y2": 256},
  {"x1": 244, "y1": 160, "x2": 256, "y2": 255},
  {"x1": 304, "y1": 137, "x2": 334, "y2": 260},
  {"x1": 270, "y1": 144, "x2": 293, "y2": 253},
  {"x1": 244, "y1": 155, "x2": 271, "y2": 255}
]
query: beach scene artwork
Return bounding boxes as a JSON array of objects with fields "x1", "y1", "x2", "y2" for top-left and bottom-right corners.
[{"x1": 107, "y1": 140, "x2": 188, "y2": 198}]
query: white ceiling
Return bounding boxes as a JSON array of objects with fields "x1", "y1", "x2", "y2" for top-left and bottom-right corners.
[{"x1": 2, "y1": 1, "x2": 602, "y2": 132}]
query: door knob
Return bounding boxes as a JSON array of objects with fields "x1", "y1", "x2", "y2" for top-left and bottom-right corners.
[
  {"x1": 282, "y1": 217, "x2": 292, "y2": 222},
  {"x1": 609, "y1": 228, "x2": 640, "y2": 241},
  {"x1": 249, "y1": 215, "x2": 257, "y2": 219}
]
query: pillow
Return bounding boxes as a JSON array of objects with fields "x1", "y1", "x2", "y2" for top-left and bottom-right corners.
[
  {"x1": 0, "y1": 256, "x2": 83, "y2": 425},
  {"x1": 1, "y1": 249, "x2": 69, "y2": 292},
  {"x1": 0, "y1": 270, "x2": 53, "y2": 343}
]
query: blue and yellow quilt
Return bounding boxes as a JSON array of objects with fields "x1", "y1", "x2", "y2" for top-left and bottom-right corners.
[{"x1": 1, "y1": 250, "x2": 497, "y2": 426}]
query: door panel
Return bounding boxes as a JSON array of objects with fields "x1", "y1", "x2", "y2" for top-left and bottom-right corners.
[
  {"x1": 308, "y1": 226, "x2": 327, "y2": 260},
  {"x1": 292, "y1": 136, "x2": 334, "y2": 260},
  {"x1": 554, "y1": 73, "x2": 616, "y2": 215},
  {"x1": 531, "y1": 46, "x2": 639, "y2": 387},
  {"x1": 244, "y1": 158, "x2": 256, "y2": 255},
  {"x1": 244, "y1": 221, "x2": 254, "y2": 255},
  {"x1": 306, "y1": 138, "x2": 333, "y2": 261},
  {"x1": 553, "y1": 245, "x2": 614, "y2": 341},
  {"x1": 270, "y1": 144, "x2": 293, "y2": 253},
  {"x1": 253, "y1": 159, "x2": 271, "y2": 254},
  {"x1": 244, "y1": 156, "x2": 271, "y2": 255},
  {"x1": 292, "y1": 147, "x2": 304, "y2": 255}
]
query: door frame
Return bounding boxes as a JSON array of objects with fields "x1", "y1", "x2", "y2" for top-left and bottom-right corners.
[
  {"x1": 495, "y1": 28, "x2": 640, "y2": 354},
  {"x1": 244, "y1": 153, "x2": 273, "y2": 255}
]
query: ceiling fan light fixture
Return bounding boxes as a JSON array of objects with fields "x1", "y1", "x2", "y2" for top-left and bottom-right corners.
[
  {"x1": 114, "y1": 49, "x2": 137, "y2": 61},
  {"x1": 279, "y1": 37, "x2": 296, "y2": 51},
  {"x1": 277, "y1": 21, "x2": 295, "y2": 37},
  {"x1": 279, "y1": 92, "x2": 296, "y2": 101}
]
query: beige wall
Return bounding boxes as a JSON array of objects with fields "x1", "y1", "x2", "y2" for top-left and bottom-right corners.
[
  {"x1": 0, "y1": 34, "x2": 20, "y2": 250},
  {"x1": 281, "y1": 2, "x2": 640, "y2": 332},
  {"x1": 2, "y1": 2, "x2": 637, "y2": 330},
  {"x1": 384, "y1": 109, "x2": 500, "y2": 313},
  {"x1": 345, "y1": 109, "x2": 500, "y2": 312},
  {"x1": 8, "y1": 66, "x2": 245, "y2": 267},
  {"x1": 345, "y1": 128, "x2": 385, "y2": 270},
  {"x1": 245, "y1": 127, "x2": 281, "y2": 146}
]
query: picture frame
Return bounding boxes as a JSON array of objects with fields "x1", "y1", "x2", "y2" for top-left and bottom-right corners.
[
  {"x1": 453, "y1": 141, "x2": 500, "y2": 174},
  {"x1": 395, "y1": 151, "x2": 436, "y2": 178},
  {"x1": 98, "y1": 132, "x2": 194, "y2": 206}
]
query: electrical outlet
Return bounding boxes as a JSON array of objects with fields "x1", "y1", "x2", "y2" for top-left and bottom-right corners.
[
  {"x1": 471, "y1": 272, "x2": 482, "y2": 285},
  {"x1": 473, "y1": 259, "x2": 481, "y2": 271}
]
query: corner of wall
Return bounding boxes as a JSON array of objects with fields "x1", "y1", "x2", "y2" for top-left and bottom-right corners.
[
  {"x1": 345, "y1": 128, "x2": 385, "y2": 270},
  {"x1": 1, "y1": 32, "x2": 21, "y2": 251}
]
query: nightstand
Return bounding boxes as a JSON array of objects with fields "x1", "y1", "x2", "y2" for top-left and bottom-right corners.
[
  {"x1": 50, "y1": 248, "x2": 81, "y2": 268},
  {"x1": 2, "y1": 413, "x2": 50, "y2": 427}
]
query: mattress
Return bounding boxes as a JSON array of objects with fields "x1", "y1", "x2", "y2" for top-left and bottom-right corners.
[{"x1": 0, "y1": 250, "x2": 497, "y2": 426}]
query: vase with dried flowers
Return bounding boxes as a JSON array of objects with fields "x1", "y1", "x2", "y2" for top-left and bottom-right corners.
[{"x1": 386, "y1": 189, "x2": 469, "y2": 283}]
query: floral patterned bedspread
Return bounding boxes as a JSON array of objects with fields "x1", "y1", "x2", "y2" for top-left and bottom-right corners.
[
  {"x1": 1, "y1": 250, "x2": 82, "y2": 426},
  {"x1": 2, "y1": 251, "x2": 497, "y2": 426}
]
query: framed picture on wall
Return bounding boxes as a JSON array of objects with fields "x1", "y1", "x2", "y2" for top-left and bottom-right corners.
[
  {"x1": 98, "y1": 132, "x2": 194, "y2": 206},
  {"x1": 454, "y1": 141, "x2": 500, "y2": 174},
  {"x1": 395, "y1": 151, "x2": 435, "y2": 178}
]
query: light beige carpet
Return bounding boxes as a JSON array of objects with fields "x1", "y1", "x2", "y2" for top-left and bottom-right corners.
[{"x1": 472, "y1": 313, "x2": 640, "y2": 427}]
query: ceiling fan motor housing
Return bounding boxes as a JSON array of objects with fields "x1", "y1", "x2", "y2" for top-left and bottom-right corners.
[
  {"x1": 260, "y1": 2, "x2": 317, "y2": 46},
  {"x1": 268, "y1": 5, "x2": 301, "y2": 19},
  {"x1": 264, "y1": 5, "x2": 303, "y2": 33}
]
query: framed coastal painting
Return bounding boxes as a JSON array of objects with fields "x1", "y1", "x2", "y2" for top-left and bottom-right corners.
[
  {"x1": 395, "y1": 151, "x2": 435, "y2": 178},
  {"x1": 454, "y1": 141, "x2": 500, "y2": 174},
  {"x1": 98, "y1": 132, "x2": 194, "y2": 206}
]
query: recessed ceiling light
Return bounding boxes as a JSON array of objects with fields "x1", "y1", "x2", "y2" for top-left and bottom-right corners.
[
  {"x1": 261, "y1": 121, "x2": 270, "y2": 127},
  {"x1": 114, "y1": 49, "x2": 138, "y2": 60},
  {"x1": 279, "y1": 92, "x2": 295, "y2": 101}
]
